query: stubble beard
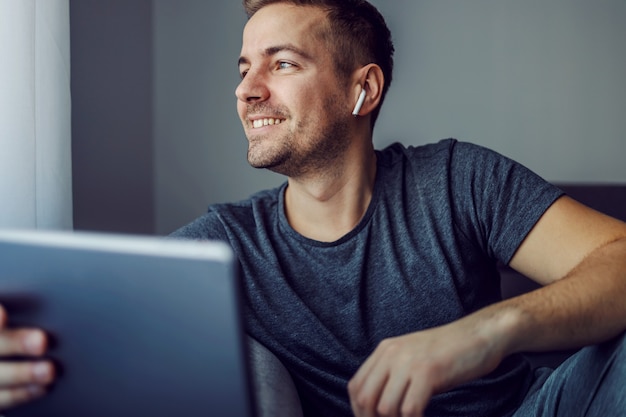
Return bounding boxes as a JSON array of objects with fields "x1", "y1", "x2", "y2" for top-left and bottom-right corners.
[{"x1": 246, "y1": 96, "x2": 350, "y2": 179}]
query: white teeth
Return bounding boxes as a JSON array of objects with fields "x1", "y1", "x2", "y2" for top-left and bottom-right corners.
[{"x1": 252, "y1": 118, "x2": 283, "y2": 128}]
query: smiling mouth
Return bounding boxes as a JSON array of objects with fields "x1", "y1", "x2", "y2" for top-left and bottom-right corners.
[{"x1": 251, "y1": 118, "x2": 285, "y2": 129}]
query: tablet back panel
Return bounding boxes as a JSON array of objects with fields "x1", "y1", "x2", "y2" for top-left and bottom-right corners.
[{"x1": 0, "y1": 230, "x2": 254, "y2": 417}]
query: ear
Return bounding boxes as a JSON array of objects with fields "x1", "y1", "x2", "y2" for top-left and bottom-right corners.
[{"x1": 351, "y1": 64, "x2": 385, "y2": 117}]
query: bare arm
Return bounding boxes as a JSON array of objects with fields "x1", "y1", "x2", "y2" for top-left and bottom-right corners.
[
  {"x1": 503, "y1": 195, "x2": 626, "y2": 352},
  {"x1": 349, "y1": 196, "x2": 626, "y2": 417}
]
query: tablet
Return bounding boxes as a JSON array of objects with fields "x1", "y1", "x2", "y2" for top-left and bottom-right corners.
[{"x1": 0, "y1": 229, "x2": 255, "y2": 417}]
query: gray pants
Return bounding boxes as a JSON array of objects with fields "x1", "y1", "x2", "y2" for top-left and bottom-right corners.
[{"x1": 249, "y1": 332, "x2": 626, "y2": 417}]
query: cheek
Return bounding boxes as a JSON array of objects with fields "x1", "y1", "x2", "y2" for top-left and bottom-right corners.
[{"x1": 296, "y1": 92, "x2": 334, "y2": 122}]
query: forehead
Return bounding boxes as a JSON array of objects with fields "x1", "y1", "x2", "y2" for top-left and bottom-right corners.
[{"x1": 240, "y1": 3, "x2": 329, "y2": 58}]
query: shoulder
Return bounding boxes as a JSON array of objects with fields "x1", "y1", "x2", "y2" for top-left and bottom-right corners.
[
  {"x1": 378, "y1": 138, "x2": 544, "y2": 184},
  {"x1": 376, "y1": 138, "x2": 497, "y2": 169},
  {"x1": 376, "y1": 138, "x2": 505, "y2": 184},
  {"x1": 169, "y1": 185, "x2": 284, "y2": 240},
  {"x1": 377, "y1": 138, "x2": 457, "y2": 164},
  {"x1": 211, "y1": 186, "x2": 282, "y2": 219}
]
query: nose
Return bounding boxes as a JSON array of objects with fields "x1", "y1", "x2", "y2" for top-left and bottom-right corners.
[{"x1": 235, "y1": 69, "x2": 269, "y2": 103}]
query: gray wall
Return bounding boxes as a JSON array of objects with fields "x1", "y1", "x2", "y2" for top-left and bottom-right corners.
[
  {"x1": 72, "y1": 1, "x2": 626, "y2": 235},
  {"x1": 370, "y1": 0, "x2": 626, "y2": 181},
  {"x1": 153, "y1": 0, "x2": 282, "y2": 235},
  {"x1": 71, "y1": 0, "x2": 154, "y2": 234},
  {"x1": 153, "y1": 0, "x2": 626, "y2": 235}
]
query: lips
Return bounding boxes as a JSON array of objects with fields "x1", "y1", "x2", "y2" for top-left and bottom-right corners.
[{"x1": 251, "y1": 118, "x2": 285, "y2": 129}]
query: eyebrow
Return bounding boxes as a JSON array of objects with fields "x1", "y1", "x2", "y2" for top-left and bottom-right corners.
[{"x1": 238, "y1": 44, "x2": 313, "y2": 67}]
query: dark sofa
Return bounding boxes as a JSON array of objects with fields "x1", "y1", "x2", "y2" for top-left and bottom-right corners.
[{"x1": 499, "y1": 184, "x2": 626, "y2": 368}]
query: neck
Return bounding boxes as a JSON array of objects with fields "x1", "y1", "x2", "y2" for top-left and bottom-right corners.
[{"x1": 284, "y1": 141, "x2": 377, "y2": 242}]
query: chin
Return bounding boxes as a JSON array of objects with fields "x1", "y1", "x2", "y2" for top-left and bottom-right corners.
[
  {"x1": 247, "y1": 152, "x2": 281, "y2": 170},
  {"x1": 248, "y1": 153, "x2": 294, "y2": 176}
]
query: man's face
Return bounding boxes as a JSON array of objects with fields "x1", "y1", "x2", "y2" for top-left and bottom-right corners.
[{"x1": 236, "y1": 3, "x2": 353, "y2": 178}]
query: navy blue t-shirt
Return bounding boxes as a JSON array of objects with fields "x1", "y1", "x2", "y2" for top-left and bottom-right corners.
[{"x1": 172, "y1": 139, "x2": 564, "y2": 417}]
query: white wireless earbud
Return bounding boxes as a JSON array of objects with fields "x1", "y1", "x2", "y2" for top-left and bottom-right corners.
[{"x1": 352, "y1": 88, "x2": 367, "y2": 116}]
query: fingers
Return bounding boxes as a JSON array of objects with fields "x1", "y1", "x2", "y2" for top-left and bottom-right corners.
[
  {"x1": 0, "y1": 348, "x2": 54, "y2": 412},
  {"x1": 350, "y1": 364, "x2": 428, "y2": 417},
  {"x1": 0, "y1": 303, "x2": 48, "y2": 357},
  {"x1": 348, "y1": 347, "x2": 384, "y2": 417},
  {"x1": 349, "y1": 337, "x2": 437, "y2": 417},
  {"x1": 0, "y1": 306, "x2": 55, "y2": 411},
  {"x1": 0, "y1": 385, "x2": 47, "y2": 410},
  {"x1": 0, "y1": 305, "x2": 8, "y2": 328},
  {"x1": 0, "y1": 329, "x2": 48, "y2": 357},
  {"x1": 376, "y1": 370, "x2": 410, "y2": 417},
  {"x1": 349, "y1": 371, "x2": 387, "y2": 417},
  {"x1": 396, "y1": 380, "x2": 430, "y2": 417},
  {"x1": 349, "y1": 340, "x2": 426, "y2": 417},
  {"x1": 0, "y1": 361, "x2": 54, "y2": 387},
  {"x1": 0, "y1": 347, "x2": 54, "y2": 412},
  {"x1": 0, "y1": 329, "x2": 54, "y2": 407}
]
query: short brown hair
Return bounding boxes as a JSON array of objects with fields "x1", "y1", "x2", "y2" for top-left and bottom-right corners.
[{"x1": 243, "y1": 0, "x2": 394, "y2": 127}]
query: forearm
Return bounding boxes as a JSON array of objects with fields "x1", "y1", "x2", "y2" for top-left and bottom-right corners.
[
  {"x1": 348, "y1": 238, "x2": 626, "y2": 417},
  {"x1": 490, "y1": 237, "x2": 626, "y2": 357}
]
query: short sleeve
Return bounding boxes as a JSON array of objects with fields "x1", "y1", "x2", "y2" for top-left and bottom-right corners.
[
  {"x1": 168, "y1": 210, "x2": 229, "y2": 241},
  {"x1": 448, "y1": 141, "x2": 564, "y2": 264}
]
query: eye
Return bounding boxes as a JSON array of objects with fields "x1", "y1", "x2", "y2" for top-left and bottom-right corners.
[
  {"x1": 238, "y1": 62, "x2": 250, "y2": 79},
  {"x1": 277, "y1": 61, "x2": 295, "y2": 71}
]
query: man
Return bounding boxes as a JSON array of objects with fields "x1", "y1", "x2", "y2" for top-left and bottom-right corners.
[
  {"x1": 1, "y1": 0, "x2": 625, "y2": 416},
  {"x1": 178, "y1": 1, "x2": 626, "y2": 416}
]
